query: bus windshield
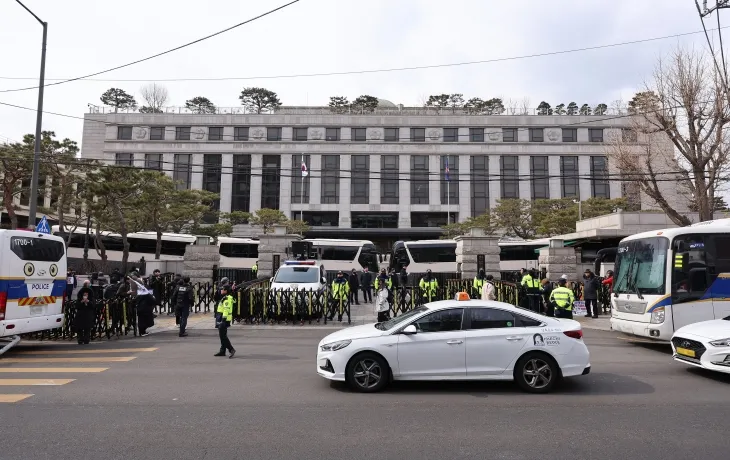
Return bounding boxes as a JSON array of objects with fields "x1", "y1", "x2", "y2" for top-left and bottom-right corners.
[{"x1": 613, "y1": 237, "x2": 668, "y2": 296}]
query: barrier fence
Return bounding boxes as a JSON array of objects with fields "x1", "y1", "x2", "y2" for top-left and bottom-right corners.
[{"x1": 21, "y1": 274, "x2": 613, "y2": 342}]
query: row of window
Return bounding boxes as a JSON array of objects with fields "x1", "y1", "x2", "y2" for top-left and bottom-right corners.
[
  {"x1": 116, "y1": 153, "x2": 618, "y2": 215},
  {"x1": 117, "y1": 125, "x2": 631, "y2": 143}
]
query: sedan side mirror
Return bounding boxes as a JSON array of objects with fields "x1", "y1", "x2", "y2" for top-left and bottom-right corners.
[{"x1": 401, "y1": 325, "x2": 417, "y2": 335}]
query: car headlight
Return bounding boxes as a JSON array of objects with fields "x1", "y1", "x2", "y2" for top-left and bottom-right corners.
[
  {"x1": 320, "y1": 339, "x2": 351, "y2": 352},
  {"x1": 650, "y1": 307, "x2": 665, "y2": 324},
  {"x1": 709, "y1": 338, "x2": 730, "y2": 347}
]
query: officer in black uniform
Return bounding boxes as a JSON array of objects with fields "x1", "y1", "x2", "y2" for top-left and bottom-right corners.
[{"x1": 171, "y1": 276, "x2": 194, "y2": 337}]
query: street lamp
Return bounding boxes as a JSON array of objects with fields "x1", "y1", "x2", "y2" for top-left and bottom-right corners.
[
  {"x1": 573, "y1": 199, "x2": 582, "y2": 220},
  {"x1": 16, "y1": 0, "x2": 48, "y2": 229}
]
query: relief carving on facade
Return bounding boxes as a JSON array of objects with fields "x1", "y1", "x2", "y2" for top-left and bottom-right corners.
[
  {"x1": 251, "y1": 128, "x2": 265, "y2": 140},
  {"x1": 487, "y1": 131, "x2": 501, "y2": 141},
  {"x1": 310, "y1": 129, "x2": 323, "y2": 140},
  {"x1": 428, "y1": 129, "x2": 441, "y2": 140},
  {"x1": 133, "y1": 127, "x2": 148, "y2": 139},
  {"x1": 546, "y1": 129, "x2": 560, "y2": 142},
  {"x1": 194, "y1": 128, "x2": 205, "y2": 140},
  {"x1": 367, "y1": 128, "x2": 382, "y2": 140}
]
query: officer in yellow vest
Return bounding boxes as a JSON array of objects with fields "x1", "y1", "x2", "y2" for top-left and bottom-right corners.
[
  {"x1": 329, "y1": 271, "x2": 350, "y2": 321},
  {"x1": 214, "y1": 285, "x2": 236, "y2": 358},
  {"x1": 419, "y1": 269, "x2": 439, "y2": 302},
  {"x1": 473, "y1": 269, "x2": 486, "y2": 297},
  {"x1": 251, "y1": 261, "x2": 258, "y2": 279},
  {"x1": 520, "y1": 269, "x2": 542, "y2": 312},
  {"x1": 549, "y1": 278, "x2": 575, "y2": 319}
]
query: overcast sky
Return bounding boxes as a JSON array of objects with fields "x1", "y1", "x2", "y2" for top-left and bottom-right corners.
[{"x1": 0, "y1": 0, "x2": 717, "y2": 150}]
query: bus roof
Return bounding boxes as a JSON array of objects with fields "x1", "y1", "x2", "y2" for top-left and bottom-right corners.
[
  {"x1": 620, "y1": 218, "x2": 730, "y2": 243},
  {"x1": 400, "y1": 238, "x2": 550, "y2": 247},
  {"x1": 217, "y1": 236, "x2": 258, "y2": 244},
  {"x1": 51, "y1": 225, "x2": 199, "y2": 243},
  {"x1": 305, "y1": 238, "x2": 373, "y2": 245}
]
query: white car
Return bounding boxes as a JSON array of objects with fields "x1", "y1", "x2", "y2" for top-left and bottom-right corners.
[
  {"x1": 316, "y1": 294, "x2": 591, "y2": 393},
  {"x1": 270, "y1": 260, "x2": 327, "y2": 292},
  {"x1": 671, "y1": 316, "x2": 730, "y2": 374}
]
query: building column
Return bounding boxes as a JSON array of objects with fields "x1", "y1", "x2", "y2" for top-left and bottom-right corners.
[
  {"x1": 163, "y1": 153, "x2": 174, "y2": 179},
  {"x1": 608, "y1": 157, "x2": 621, "y2": 200},
  {"x1": 458, "y1": 155, "x2": 470, "y2": 221},
  {"x1": 279, "y1": 154, "x2": 293, "y2": 219},
  {"x1": 190, "y1": 153, "x2": 204, "y2": 190},
  {"x1": 219, "y1": 154, "x2": 233, "y2": 213},
  {"x1": 518, "y1": 155, "x2": 531, "y2": 200},
  {"x1": 399, "y1": 155, "x2": 411, "y2": 227},
  {"x1": 488, "y1": 155, "x2": 501, "y2": 210},
  {"x1": 339, "y1": 154, "x2": 351, "y2": 227},
  {"x1": 250, "y1": 154, "x2": 263, "y2": 213},
  {"x1": 369, "y1": 155, "x2": 380, "y2": 205},
  {"x1": 310, "y1": 155, "x2": 321, "y2": 205},
  {"x1": 548, "y1": 155, "x2": 561, "y2": 199},
  {"x1": 134, "y1": 153, "x2": 145, "y2": 169},
  {"x1": 578, "y1": 155, "x2": 592, "y2": 200},
  {"x1": 429, "y1": 155, "x2": 440, "y2": 206}
]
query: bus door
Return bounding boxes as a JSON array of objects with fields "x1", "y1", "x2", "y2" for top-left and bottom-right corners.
[
  {"x1": 671, "y1": 235, "x2": 713, "y2": 330},
  {"x1": 704, "y1": 234, "x2": 730, "y2": 319}
]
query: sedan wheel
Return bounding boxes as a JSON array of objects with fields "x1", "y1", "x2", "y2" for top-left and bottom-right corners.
[
  {"x1": 346, "y1": 353, "x2": 389, "y2": 393},
  {"x1": 515, "y1": 352, "x2": 559, "y2": 393}
]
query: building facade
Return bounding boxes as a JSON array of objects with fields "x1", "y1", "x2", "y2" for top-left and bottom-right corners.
[{"x1": 81, "y1": 102, "x2": 673, "y2": 247}]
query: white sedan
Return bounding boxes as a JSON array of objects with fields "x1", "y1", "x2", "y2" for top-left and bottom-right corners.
[
  {"x1": 671, "y1": 316, "x2": 730, "y2": 374},
  {"x1": 316, "y1": 295, "x2": 591, "y2": 393}
]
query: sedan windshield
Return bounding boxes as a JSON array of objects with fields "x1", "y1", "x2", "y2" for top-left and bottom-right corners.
[
  {"x1": 273, "y1": 266, "x2": 319, "y2": 284},
  {"x1": 377, "y1": 306, "x2": 428, "y2": 330}
]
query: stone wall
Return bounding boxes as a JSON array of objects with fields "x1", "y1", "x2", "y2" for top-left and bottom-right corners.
[
  {"x1": 183, "y1": 245, "x2": 221, "y2": 285},
  {"x1": 538, "y1": 245, "x2": 578, "y2": 281},
  {"x1": 256, "y1": 226, "x2": 302, "y2": 278},
  {"x1": 455, "y1": 229, "x2": 501, "y2": 280}
]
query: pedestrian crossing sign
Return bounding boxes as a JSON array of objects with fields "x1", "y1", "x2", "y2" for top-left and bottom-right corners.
[{"x1": 35, "y1": 215, "x2": 51, "y2": 234}]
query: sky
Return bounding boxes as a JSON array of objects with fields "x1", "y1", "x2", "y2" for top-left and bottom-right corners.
[{"x1": 0, "y1": 0, "x2": 719, "y2": 150}]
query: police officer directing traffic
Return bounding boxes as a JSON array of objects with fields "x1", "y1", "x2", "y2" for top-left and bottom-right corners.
[
  {"x1": 549, "y1": 278, "x2": 575, "y2": 319},
  {"x1": 172, "y1": 276, "x2": 194, "y2": 337}
]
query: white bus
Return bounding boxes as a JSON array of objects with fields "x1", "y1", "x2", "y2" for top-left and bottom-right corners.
[
  {"x1": 0, "y1": 230, "x2": 67, "y2": 341},
  {"x1": 388, "y1": 239, "x2": 547, "y2": 273},
  {"x1": 610, "y1": 219, "x2": 730, "y2": 341},
  {"x1": 218, "y1": 236, "x2": 259, "y2": 268}
]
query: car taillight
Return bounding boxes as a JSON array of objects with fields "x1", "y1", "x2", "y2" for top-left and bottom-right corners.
[
  {"x1": 564, "y1": 329, "x2": 583, "y2": 340},
  {"x1": 0, "y1": 291, "x2": 7, "y2": 320}
]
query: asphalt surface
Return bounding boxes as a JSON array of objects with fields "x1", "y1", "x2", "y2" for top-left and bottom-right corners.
[{"x1": 1, "y1": 326, "x2": 729, "y2": 460}]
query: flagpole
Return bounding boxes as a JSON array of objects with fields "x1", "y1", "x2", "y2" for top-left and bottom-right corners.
[{"x1": 447, "y1": 180, "x2": 450, "y2": 225}]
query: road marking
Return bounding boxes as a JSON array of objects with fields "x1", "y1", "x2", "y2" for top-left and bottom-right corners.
[
  {"x1": 13, "y1": 347, "x2": 158, "y2": 355},
  {"x1": 0, "y1": 367, "x2": 108, "y2": 373},
  {"x1": 0, "y1": 394, "x2": 34, "y2": 403},
  {"x1": 0, "y1": 357, "x2": 136, "y2": 363},
  {"x1": 0, "y1": 379, "x2": 75, "y2": 386}
]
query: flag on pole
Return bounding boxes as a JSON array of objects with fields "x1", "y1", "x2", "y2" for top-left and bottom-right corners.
[
  {"x1": 444, "y1": 156, "x2": 450, "y2": 182},
  {"x1": 301, "y1": 154, "x2": 308, "y2": 177}
]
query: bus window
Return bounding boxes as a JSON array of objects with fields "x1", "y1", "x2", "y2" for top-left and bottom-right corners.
[
  {"x1": 408, "y1": 243, "x2": 456, "y2": 263},
  {"x1": 357, "y1": 244, "x2": 378, "y2": 271},
  {"x1": 321, "y1": 246, "x2": 359, "y2": 261},
  {"x1": 672, "y1": 235, "x2": 708, "y2": 303},
  {"x1": 10, "y1": 236, "x2": 64, "y2": 262}
]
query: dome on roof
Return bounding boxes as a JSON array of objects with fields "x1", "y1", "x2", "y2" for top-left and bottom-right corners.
[{"x1": 377, "y1": 99, "x2": 397, "y2": 108}]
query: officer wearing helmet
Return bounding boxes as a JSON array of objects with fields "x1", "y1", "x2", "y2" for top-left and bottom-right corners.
[
  {"x1": 549, "y1": 278, "x2": 575, "y2": 319},
  {"x1": 419, "y1": 269, "x2": 439, "y2": 302}
]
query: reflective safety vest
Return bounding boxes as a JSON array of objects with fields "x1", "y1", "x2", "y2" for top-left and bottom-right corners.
[
  {"x1": 549, "y1": 286, "x2": 575, "y2": 310},
  {"x1": 217, "y1": 294, "x2": 234, "y2": 321},
  {"x1": 374, "y1": 276, "x2": 392, "y2": 290},
  {"x1": 473, "y1": 277, "x2": 485, "y2": 295},
  {"x1": 521, "y1": 274, "x2": 541, "y2": 289},
  {"x1": 331, "y1": 279, "x2": 350, "y2": 299},
  {"x1": 251, "y1": 264, "x2": 258, "y2": 274},
  {"x1": 419, "y1": 278, "x2": 438, "y2": 296}
]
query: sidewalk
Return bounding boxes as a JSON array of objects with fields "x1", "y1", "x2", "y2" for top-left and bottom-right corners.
[{"x1": 575, "y1": 315, "x2": 611, "y2": 331}]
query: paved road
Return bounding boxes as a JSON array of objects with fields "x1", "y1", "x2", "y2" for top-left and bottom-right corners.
[{"x1": 1, "y1": 326, "x2": 728, "y2": 460}]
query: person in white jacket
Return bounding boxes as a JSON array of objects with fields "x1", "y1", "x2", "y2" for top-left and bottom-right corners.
[
  {"x1": 481, "y1": 274, "x2": 496, "y2": 301},
  {"x1": 375, "y1": 283, "x2": 391, "y2": 322}
]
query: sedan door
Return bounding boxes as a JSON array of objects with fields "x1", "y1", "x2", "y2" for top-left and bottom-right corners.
[
  {"x1": 396, "y1": 308, "x2": 466, "y2": 378},
  {"x1": 465, "y1": 308, "x2": 530, "y2": 376}
]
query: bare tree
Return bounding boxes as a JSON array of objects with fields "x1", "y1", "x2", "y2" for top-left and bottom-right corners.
[
  {"x1": 505, "y1": 98, "x2": 519, "y2": 115},
  {"x1": 519, "y1": 97, "x2": 531, "y2": 115},
  {"x1": 140, "y1": 83, "x2": 169, "y2": 113},
  {"x1": 607, "y1": 47, "x2": 730, "y2": 225}
]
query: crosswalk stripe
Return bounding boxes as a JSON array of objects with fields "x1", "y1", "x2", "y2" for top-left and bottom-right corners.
[
  {"x1": 0, "y1": 379, "x2": 75, "y2": 386},
  {"x1": 0, "y1": 357, "x2": 136, "y2": 363},
  {"x1": 0, "y1": 394, "x2": 34, "y2": 403},
  {"x1": 0, "y1": 367, "x2": 108, "y2": 373},
  {"x1": 13, "y1": 347, "x2": 158, "y2": 355}
]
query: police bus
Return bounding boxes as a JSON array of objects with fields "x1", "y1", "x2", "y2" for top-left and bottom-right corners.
[
  {"x1": 0, "y1": 230, "x2": 67, "y2": 345},
  {"x1": 610, "y1": 219, "x2": 730, "y2": 341}
]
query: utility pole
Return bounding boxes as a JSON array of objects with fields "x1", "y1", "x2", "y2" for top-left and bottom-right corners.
[{"x1": 16, "y1": 0, "x2": 47, "y2": 229}]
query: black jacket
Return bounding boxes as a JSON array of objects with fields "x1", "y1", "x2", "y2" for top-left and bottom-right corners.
[
  {"x1": 74, "y1": 287, "x2": 96, "y2": 330},
  {"x1": 348, "y1": 273, "x2": 360, "y2": 289},
  {"x1": 583, "y1": 276, "x2": 600, "y2": 299},
  {"x1": 172, "y1": 282, "x2": 194, "y2": 309},
  {"x1": 360, "y1": 271, "x2": 373, "y2": 287}
]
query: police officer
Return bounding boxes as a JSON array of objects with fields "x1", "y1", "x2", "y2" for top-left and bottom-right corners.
[
  {"x1": 520, "y1": 268, "x2": 542, "y2": 312},
  {"x1": 473, "y1": 269, "x2": 487, "y2": 297},
  {"x1": 374, "y1": 268, "x2": 392, "y2": 291},
  {"x1": 214, "y1": 277, "x2": 230, "y2": 304},
  {"x1": 172, "y1": 276, "x2": 194, "y2": 337},
  {"x1": 419, "y1": 269, "x2": 439, "y2": 303},
  {"x1": 549, "y1": 278, "x2": 575, "y2": 319},
  {"x1": 329, "y1": 271, "x2": 350, "y2": 321},
  {"x1": 251, "y1": 261, "x2": 258, "y2": 279},
  {"x1": 214, "y1": 284, "x2": 236, "y2": 358}
]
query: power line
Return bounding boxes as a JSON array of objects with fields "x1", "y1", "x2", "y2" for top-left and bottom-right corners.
[
  {"x1": 0, "y1": 25, "x2": 726, "y2": 85},
  {"x1": 0, "y1": 0, "x2": 301, "y2": 94}
]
